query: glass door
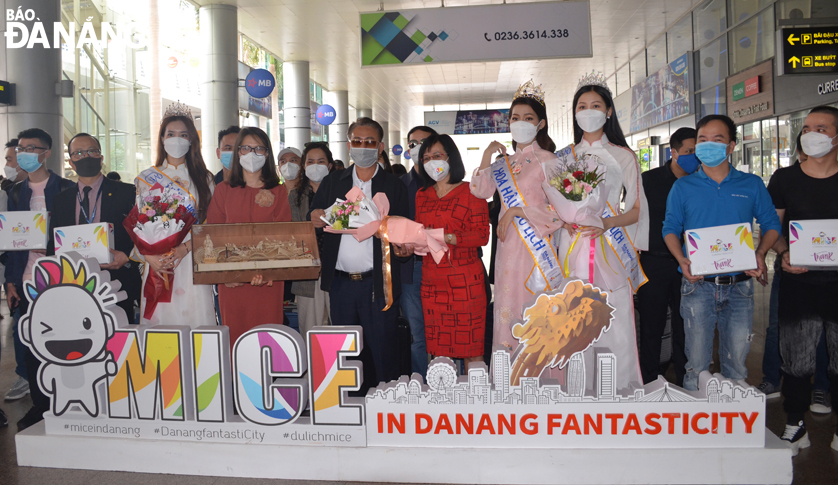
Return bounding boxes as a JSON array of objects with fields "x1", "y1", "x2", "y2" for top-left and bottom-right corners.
[{"x1": 743, "y1": 142, "x2": 762, "y2": 178}]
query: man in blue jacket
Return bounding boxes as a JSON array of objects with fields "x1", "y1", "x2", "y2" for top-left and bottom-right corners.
[
  {"x1": 663, "y1": 115, "x2": 781, "y2": 392},
  {"x1": 5, "y1": 128, "x2": 74, "y2": 430}
]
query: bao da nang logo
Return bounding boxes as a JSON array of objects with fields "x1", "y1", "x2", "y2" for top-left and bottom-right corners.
[
  {"x1": 5, "y1": 8, "x2": 146, "y2": 49},
  {"x1": 812, "y1": 231, "x2": 837, "y2": 245},
  {"x1": 710, "y1": 238, "x2": 733, "y2": 253}
]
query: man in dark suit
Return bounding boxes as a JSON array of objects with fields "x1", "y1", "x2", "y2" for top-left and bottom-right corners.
[
  {"x1": 310, "y1": 117, "x2": 410, "y2": 394},
  {"x1": 47, "y1": 133, "x2": 141, "y2": 324}
]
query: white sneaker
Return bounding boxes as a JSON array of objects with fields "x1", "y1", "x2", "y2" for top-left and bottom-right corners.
[
  {"x1": 4, "y1": 377, "x2": 29, "y2": 401},
  {"x1": 810, "y1": 389, "x2": 832, "y2": 414},
  {"x1": 781, "y1": 420, "x2": 811, "y2": 457}
]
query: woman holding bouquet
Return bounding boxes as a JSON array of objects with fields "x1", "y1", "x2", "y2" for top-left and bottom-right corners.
[
  {"x1": 557, "y1": 73, "x2": 650, "y2": 390},
  {"x1": 470, "y1": 80, "x2": 565, "y2": 352},
  {"x1": 134, "y1": 104, "x2": 216, "y2": 327},
  {"x1": 414, "y1": 134, "x2": 489, "y2": 363},
  {"x1": 207, "y1": 127, "x2": 292, "y2": 345},
  {"x1": 289, "y1": 142, "x2": 334, "y2": 335}
]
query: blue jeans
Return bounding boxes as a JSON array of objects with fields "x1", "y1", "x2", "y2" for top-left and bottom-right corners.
[
  {"x1": 681, "y1": 278, "x2": 754, "y2": 391},
  {"x1": 399, "y1": 259, "x2": 427, "y2": 379}
]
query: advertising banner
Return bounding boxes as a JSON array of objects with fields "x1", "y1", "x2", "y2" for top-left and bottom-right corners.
[
  {"x1": 360, "y1": 1, "x2": 592, "y2": 67},
  {"x1": 424, "y1": 109, "x2": 509, "y2": 135},
  {"x1": 630, "y1": 54, "x2": 690, "y2": 133}
]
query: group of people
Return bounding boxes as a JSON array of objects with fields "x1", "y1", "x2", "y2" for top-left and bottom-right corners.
[{"x1": 0, "y1": 78, "x2": 835, "y2": 458}]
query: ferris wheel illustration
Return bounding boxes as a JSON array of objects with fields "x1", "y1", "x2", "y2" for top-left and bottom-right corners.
[{"x1": 426, "y1": 358, "x2": 457, "y2": 392}]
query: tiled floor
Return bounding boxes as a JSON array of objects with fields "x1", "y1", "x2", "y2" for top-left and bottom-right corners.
[{"x1": 1, "y1": 269, "x2": 837, "y2": 484}]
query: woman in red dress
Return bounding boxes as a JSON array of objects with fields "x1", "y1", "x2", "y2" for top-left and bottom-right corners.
[
  {"x1": 413, "y1": 134, "x2": 490, "y2": 364},
  {"x1": 207, "y1": 127, "x2": 292, "y2": 345}
]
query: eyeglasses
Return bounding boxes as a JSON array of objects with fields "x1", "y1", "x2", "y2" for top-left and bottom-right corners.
[
  {"x1": 69, "y1": 149, "x2": 102, "y2": 160},
  {"x1": 239, "y1": 145, "x2": 268, "y2": 155},
  {"x1": 15, "y1": 146, "x2": 47, "y2": 154},
  {"x1": 423, "y1": 152, "x2": 448, "y2": 162},
  {"x1": 349, "y1": 138, "x2": 378, "y2": 148},
  {"x1": 407, "y1": 141, "x2": 421, "y2": 149}
]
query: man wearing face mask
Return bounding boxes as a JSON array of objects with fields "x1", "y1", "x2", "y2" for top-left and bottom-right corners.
[
  {"x1": 47, "y1": 132, "x2": 142, "y2": 323},
  {"x1": 662, "y1": 115, "x2": 781, "y2": 393},
  {"x1": 399, "y1": 125, "x2": 438, "y2": 380},
  {"x1": 308, "y1": 117, "x2": 410, "y2": 395},
  {"x1": 277, "y1": 147, "x2": 303, "y2": 192},
  {"x1": 766, "y1": 106, "x2": 838, "y2": 454},
  {"x1": 3, "y1": 139, "x2": 26, "y2": 191},
  {"x1": 214, "y1": 125, "x2": 241, "y2": 185},
  {"x1": 5, "y1": 128, "x2": 75, "y2": 430},
  {"x1": 636, "y1": 127, "x2": 696, "y2": 386}
]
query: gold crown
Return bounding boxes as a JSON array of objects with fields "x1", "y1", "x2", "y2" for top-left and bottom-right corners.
[
  {"x1": 513, "y1": 79, "x2": 545, "y2": 105},
  {"x1": 163, "y1": 100, "x2": 193, "y2": 120},
  {"x1": 576, "y1": 71, "x2": 611, "y2": 95}
]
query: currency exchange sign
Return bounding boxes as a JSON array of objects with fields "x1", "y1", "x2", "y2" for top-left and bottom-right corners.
[
  {"x1": 359, "y1": 1, "x2": 592, "y2": 67},
  {"x1": 779, "y1": 27, "x2": 838, "y2": 75}
]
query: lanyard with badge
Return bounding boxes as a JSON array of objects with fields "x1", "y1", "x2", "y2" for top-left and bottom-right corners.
[{"x1": 77, "y1": 185, "x2": 104, "y2": 224}]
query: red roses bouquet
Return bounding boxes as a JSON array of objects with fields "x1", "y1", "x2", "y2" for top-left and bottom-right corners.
[{"x1": 123, "y1": 183, "x2": 196, "y2": 319}]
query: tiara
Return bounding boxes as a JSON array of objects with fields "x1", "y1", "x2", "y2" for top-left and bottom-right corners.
[
  {"x1": 576, "y1": 71, "x2": 611, "y2": 95},
  {"x1": 513, "y1": 79, "x2": 545, "y2": 105},
  {"x1": 163, "y1": 100, "x2": 193, "y2": 120}
]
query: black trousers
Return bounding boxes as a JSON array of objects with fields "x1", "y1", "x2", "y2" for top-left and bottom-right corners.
[
  {"x1": 636, "y1": 254, "x2": 687, "y2": 386},
  {"x1": 329, "y1": 274, "x2": 400, "y2": 396}
]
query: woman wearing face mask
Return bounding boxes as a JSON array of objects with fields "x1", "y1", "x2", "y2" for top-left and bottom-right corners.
[
  {"x1": 207, "y1": 127, "x2": 291, "y2": 346},
  {"x1": 289, "y1": 142, "x2": 334, "y2": 335},
  {"x1": 415, "y1": 134, "x2": 489, "y2": 363},
  {"x1": 277, "y1": 147, "x2": 303, "y2": 191},
  {"x1": 561, "y1": 74, "x2": 649, "y2": 389},
  {"x1": 135, "y1": 105, "x2": 215, "y2": 326},
  {"x1": 470, "y1": 80, "x2": 564, "y2": 352}
]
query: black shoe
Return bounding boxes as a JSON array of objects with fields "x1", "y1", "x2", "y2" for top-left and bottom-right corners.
[
  {"x1": 0, "y1": 408, "x2": 7, "y2": 428},
  {"x1": 17, "y1": 406, "x2": 45, "y2": 431},
  {"x1": 781, "y1": 420, "x2": 811, "y2": 457}
]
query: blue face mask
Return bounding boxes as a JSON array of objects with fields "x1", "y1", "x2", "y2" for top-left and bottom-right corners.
[
  {"x1": 695, "y1": 141, "x2": 730, "y2": 168},
  {"x1": 16, "y1": 152, "x2": 43, "y2": 173},
  {"x1": 675, "y1": 153, "x2": 699, "y2": 174},
  {"x1": 220, "y1": 151, "x2": 233, "y2": 170}
]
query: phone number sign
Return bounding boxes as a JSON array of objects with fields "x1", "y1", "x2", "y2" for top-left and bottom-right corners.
[
  {"x1": 779, "y1": 27, "x2": 838, "y2": 75},
  {"x1": 360, "y1": 1, "x2": 592, "y2": 67}
]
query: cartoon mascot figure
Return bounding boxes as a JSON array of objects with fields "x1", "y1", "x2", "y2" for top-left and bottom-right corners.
[{"x1": 19, "y1": 255, "x2": 120, "y2": 417}]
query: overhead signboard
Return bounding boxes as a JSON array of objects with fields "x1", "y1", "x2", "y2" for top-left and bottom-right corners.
[
  {"x1": 424, "y1": 109, "x2": 509, "y2": 135},
  {"x1": 778, "y1": 27, "x2": 838, "y2": 75},
  {"x1": 629, "y1": 53, "x2": 691, "y2": 133},
  {"x1": 360, "y1": 1, "x2": 592, "y2": 67}
]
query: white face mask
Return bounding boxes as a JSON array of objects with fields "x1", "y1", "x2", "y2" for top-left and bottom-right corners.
[
  {"x1": 240, "y1": 152, "x2": 266, "y2": 173},
  {"x1": 4, "y1": 166, "x2": 19, "y2": 181},
  {"x1": 409, "y1": 145, "x2": 421, "y2": 162},
  {"x1": 280, "y1": 162, "x2": 300, "y2": 180},
  {"x1": 575, "y1": 109, "x2": 608, "y2": 133},
  {"x1": 350, "y1": 147, "x2": 379, "y2": 168},
  {"x1": 423, "y1": 159, "x2": 450, "y2": 182},
  {"x1": 305, "y1": 164, "x2": 329, "y2": 183},
  {"x1": 163, "y1": 137, "x2": 191, "y2": 159},
  {"x1": 510, "y1": 121, "x2": 541, "y2": 145},
  {"x1": 800, "y1": 132, "x2": 838, "y2": 159}
]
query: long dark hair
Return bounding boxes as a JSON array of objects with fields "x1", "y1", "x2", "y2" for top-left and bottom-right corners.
[
  {"x1": 572, "y1": 86, "x2": 629, "y2": 148},
  {"x1": 155, "y1": 115, "x2": 213, "y2": 222},
  {"x1": 417, "y1": 134, "x2": 466, "y2": 190},
  {"x1": 510, "y1": 97, "x2": 556, "y2": 152},
  {"x1": 295, "y1": 142, "x2": 334, "y2": 209},
  {"x1": 228, "y1": 127, "x2": 280, "y2": 190}
]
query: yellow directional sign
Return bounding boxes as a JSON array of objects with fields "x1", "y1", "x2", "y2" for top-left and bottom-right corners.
[
  {"x1": 789, "y1": 56, "x2": 800, "y2": 68},
  {"x1": 788, "y1": 34, "x2": 799, "y2": 46},
  {"x1": 780, "y1": 27, "x2": 838, "y2": 75}
]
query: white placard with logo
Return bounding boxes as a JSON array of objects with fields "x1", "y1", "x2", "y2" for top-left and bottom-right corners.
[
  {"x1": 789, "y1": 219, "x2": 838, "y2": 269},
  {"x1": 54, "y1": 223, "x2": 114, "y2": 264},
  {"x1": 360, "y1": 1, "x2": 592, "y2": 67},
  {"x1": 0, "y1": 211, "x2": 49, "y2": 250},
  {"x1": 685, "y1": 223, "x2": 757, "y2": 276}
]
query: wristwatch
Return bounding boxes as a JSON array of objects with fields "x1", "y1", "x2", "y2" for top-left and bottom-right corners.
[{"x1": 445, "y1": 233, "x2": 453, "y2": 243}]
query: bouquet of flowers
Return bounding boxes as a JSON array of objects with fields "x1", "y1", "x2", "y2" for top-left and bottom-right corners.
[
  {"x1": 320, "y1": 193, "x2": 380, "y2": 231},
  {"x1": 122, "y1": 183, "x2": 197, "y2": 319},
  {"x1": 542, "y1": 152, "x2": 612, "y2": 230},
  {"x1": 548, "y1": 158, "x2": 605, "y2": 202}
]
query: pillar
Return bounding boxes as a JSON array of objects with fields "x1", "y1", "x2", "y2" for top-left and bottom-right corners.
[
  {"x1": 357, "y1": 108, "x2": 372, "y2": 119},
  {"x1": 0, "y1": 0, "x2": 63, "y2": 174},
  {"x1": 324, "y1": 90, "x2": 348, "y2": 163},
  {"x1": 389, "y1": 130, "x2": 401, "y2": 165},
  {"x1": 199, "y1": 4, "x2": 239, "y2": 173},
  {"x1": 283, "y1": 61, "x2": 311, "y2": 151},
  {"x1": 379, "y1": 121, "x2": 389, "y2": 157}
]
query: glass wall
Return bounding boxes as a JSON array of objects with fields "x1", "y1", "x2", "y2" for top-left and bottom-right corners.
[
  {"x1": 646, "y1": 35, "x2": 668, "y2": 74},
  {"x1": 729, "y1": 7, "x2": 774, "y2": 74},
  {"x1": 616, "y1": 65, "x2": 630, "y2": 95},
  {"x1": 667, "y1": 15, "x2": 693, "y2": 62},
  {"x1": 630, "y1": 54, "x2": 646, "y2": 87},
  {"x1": 693, "y1": 0, "x2": 727, "y2": 49},
  {"x1": 697, "y1": 36, "x2": 729, "y2": 90}
]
